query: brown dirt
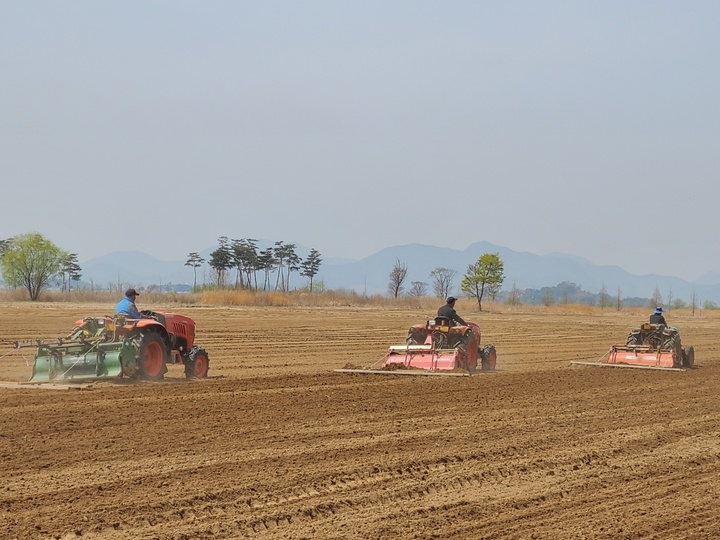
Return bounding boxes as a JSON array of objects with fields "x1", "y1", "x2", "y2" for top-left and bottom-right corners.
[{"x1": 1, "y1": 302, "x2": 719, "y2": 539}]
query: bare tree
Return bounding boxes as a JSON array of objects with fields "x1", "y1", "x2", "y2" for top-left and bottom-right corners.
[
  {"x1": 691, "y1": 291, "x2": 698, "y2": 316},
  {"x1": 429, "y1": 267, "x2": 457, "y2": 299},
  {"x1": 616, "y1": 287, "x2": 622, "y2": 311},
  {"x1": 408, "y1": 281, "x2": 428, "y2": 297},
  {"x1": 651, "y1": 284, "x2": 663, "y2": 308},
  {"x1": 541, "y1": 289, "x2": 554, "y2": 307},
  {"x1": 598, "y1": 283, "x2": 611, "y2": 310},
  {"x1": 505, "y1": 281, "x2": 522, "y2": 306},
  {"x1": 387, "y1": 259, "x2": 408, "y2": 298}
]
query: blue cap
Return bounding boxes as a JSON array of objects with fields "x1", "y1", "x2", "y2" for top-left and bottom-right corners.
[{"x1": 654, "y1": 307, "x2": 665, "y2": 314}]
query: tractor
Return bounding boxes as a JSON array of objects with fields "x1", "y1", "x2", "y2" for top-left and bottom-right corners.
[
  {"x1": 336, "y1": 316, "x2": 496, "y2": 376},
  {"x1": 398, "y1": 316, "x2": 497, "y2": 372},
  {"x1": 573, "y1": 322, "x2": 695, "y2": 371},
  {"x1": 13, "y1": 310, "x2": 209, "y2": 382},
  {"x1": 610, "y1": 322, "x2": 694, "y2": 369}
]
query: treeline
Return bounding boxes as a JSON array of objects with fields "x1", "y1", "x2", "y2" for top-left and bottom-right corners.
[
  {"x1": 499, "y1": 281, "x2": 712, "y2": 311},
  {"x1": 0, "y1": 233, "x2": 324, "y2": 301},
  {"x1": 2, "y1": 232, "x2": 716, "y2": 310},
  {"x1": 186, "y1": 237, "x2": 322, "y2": 292}
]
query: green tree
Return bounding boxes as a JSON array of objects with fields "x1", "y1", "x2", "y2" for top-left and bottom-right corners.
[
  {"x1": 185, "y1": 252, "x2": 205, "y2": 291},
  {"x1": 461, "y1": 252, "x2": 505, "y2": 311},
  {"x1": 0, "y1": 233, "x2": 66, "y2": 300},
  {"x1": 231, "y1": 238, "x2": 258, "y2": 289},
  {"x1": 300, "y1": 248, "x2": 323, "y2": 292},
  {"x1": 61, "y1": 253, "x2": 82, "y2": 292},
  {"x1": 257, "y1": 248, "x2": 277, "y2": 291},
  {"x1": 273, "y1": 242, "x2": 300, "y2": 292},
  {"x1": 208, "y1": 237, "x2": 233, "y2": 288}
]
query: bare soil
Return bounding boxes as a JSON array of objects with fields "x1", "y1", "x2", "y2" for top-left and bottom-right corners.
[{"x1": 1, "y1": 302, "x2": 719, "y2": 539}]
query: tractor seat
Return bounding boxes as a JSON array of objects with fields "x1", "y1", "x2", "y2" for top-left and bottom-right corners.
[
  {"x1": 641, "y1": 323, "x2": 663, "y2": 331},
  {"x1": 430, "y1": 317, "x2": 451, "y2": 330}
]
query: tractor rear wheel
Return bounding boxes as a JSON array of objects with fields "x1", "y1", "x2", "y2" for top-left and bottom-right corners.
[
  {"x1": 682, "y1": 346, "x2": 695, "y2": 368},
  {"x1": 465, "y1": 350, "x2": 477, "y2": 373},
  {"x1": 481, "y1": 344, "x2": 497, "y2": 371},
  {"x1": 184, "y1": 347, "x2": 210, "y2": 378},
  {"x1": 133, "y1": 330, "x2": 167, "y2": 380},
  {"x1": 461, "y1": 333, "x2": 478, "y2": 373}
]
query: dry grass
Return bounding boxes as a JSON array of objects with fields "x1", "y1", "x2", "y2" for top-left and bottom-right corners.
[{"x1": 0, "y1": 288, "x2": 714, "y2": 320}]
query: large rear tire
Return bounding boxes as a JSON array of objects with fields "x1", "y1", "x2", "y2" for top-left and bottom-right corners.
[
  {"x1": 462, "y1": 333, "x2": 478, "y2": 373},
  {"x1": 184, "y1": 347, "x2": 210, "y2": 378},
  {"x1": 481, "y1": 344, "x2": 497, "y2": 371},
  {"x1": 682, "y1": 346, "x2": 695, "y2": 368},
  {"x1": 133, "y1": 330, "x2": 167, "y2": 380}
]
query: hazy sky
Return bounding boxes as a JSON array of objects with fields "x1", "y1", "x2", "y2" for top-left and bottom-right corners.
[{"x1": 2, "y1": 1, "x2": 719, "y2": 281}]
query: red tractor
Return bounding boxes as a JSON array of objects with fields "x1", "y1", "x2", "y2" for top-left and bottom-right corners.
[
  {"x1": 383, "y1": 316, "x2": 497, "y2": 373},
  {"x1": 15, "y1": 310, "x2": 209, "y2": 382},
  {"x1": 607, "y1": 322, "x2": 694, "y2": 369}
]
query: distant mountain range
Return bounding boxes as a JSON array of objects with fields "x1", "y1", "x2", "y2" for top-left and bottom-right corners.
[{"x1": 77, "y1": 241, "x2": 720, "y2": 303}]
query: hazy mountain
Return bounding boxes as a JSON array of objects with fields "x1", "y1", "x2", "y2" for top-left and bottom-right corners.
[
  {"x1": 78, "y1": 243, "x2": 720, "y2": 303},
  {"x1": 317, "y1": 242, "x2": 720, "y2": 302}
]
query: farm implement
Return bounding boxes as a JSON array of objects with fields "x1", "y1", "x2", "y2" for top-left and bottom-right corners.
[
  {"x1": 12, "y1": 311, "x2": 209, "y2": 383},
  {"x1": 336, "y1": 317, "x2": 496, "y2": 376},
  {"x1": 571, "y1": 322, "x2": 694, "y2": 372}
]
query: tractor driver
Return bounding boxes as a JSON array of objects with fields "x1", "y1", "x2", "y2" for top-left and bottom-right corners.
[
  {"x1": 650, "y1": 306, "x2": 668, "y2": 326},
  {"x1": 650, "y1": 306, "x2": 684, "y2": 349},
  {"x1": 437, "y1": 296, "x2": 468, "y2": 326},
  {"x1": 116, "y1": 288, "x2": 148, "y2": 319}
]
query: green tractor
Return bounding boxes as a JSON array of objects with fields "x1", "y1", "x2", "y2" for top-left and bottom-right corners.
[{"x1": 13, "y1": 311, "x2": 209, "y2": 382}]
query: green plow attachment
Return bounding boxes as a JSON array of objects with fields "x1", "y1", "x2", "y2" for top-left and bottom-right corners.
[
  {"x1": 19, "y1": 317, "x2": 141, "y2": 382},
  {"x1": 30, "y1": 342, "x2": 127, "y2": 382}
]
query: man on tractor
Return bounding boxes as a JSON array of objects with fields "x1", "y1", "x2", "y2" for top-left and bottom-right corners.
[
  {"x1": 650, "y1": 306, "x2": 668, "y2": 325},
  {"x1": 116, "y1": 288, "x2": 149, "y2": 319},
  {"x1": 648, "y1": 306, "x2": 684, "y2": 352},
  {"x1": 437, "y1": 296, "x2": 467, "y2": 326}
]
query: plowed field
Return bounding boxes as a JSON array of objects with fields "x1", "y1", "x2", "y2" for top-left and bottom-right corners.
[{"x1": 2, "y1": 302, "x2": 720, "y2": 539}]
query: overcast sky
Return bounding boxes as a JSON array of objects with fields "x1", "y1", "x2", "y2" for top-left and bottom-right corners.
[{"x1": 2, "y1": 1, "x2": 719, "y2": 281}]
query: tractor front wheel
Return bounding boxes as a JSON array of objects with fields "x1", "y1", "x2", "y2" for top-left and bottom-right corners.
[
  {"x1": 133, "y1": 331, "x2": 168, "y2": 380},
  {"x1": 184, "y1": 347, "x2": 210, "y2": 378}
]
